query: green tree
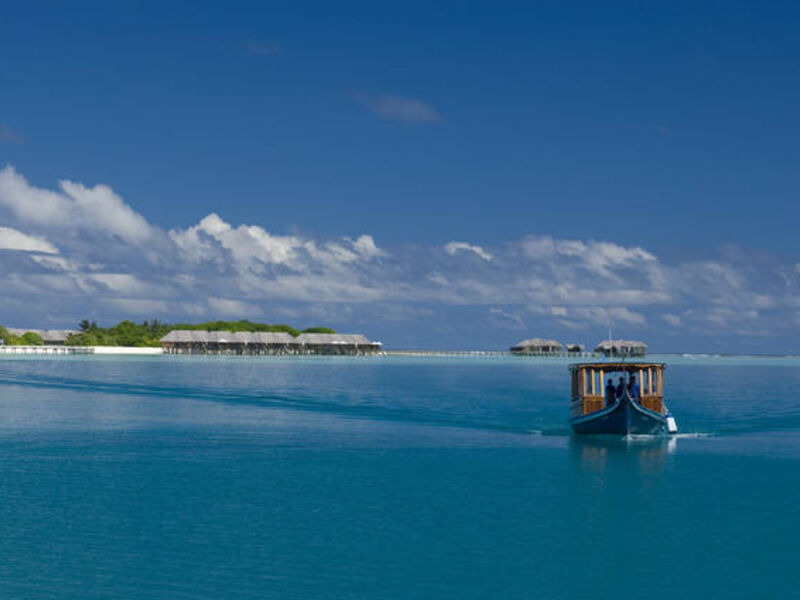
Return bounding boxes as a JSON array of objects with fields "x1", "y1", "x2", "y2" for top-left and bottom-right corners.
[
  {"x1": 79, "y1": 318, "x2": 98, "y2": 332},
  {"x1": 301, "y1": 327, "x2": 337, "y2": 334},
  {"x1": 65, "y1": 319, "x2": 336, "y2": 346},
  {"x1": 20, "y1": 331, "x2": 44, "y2": 346}
]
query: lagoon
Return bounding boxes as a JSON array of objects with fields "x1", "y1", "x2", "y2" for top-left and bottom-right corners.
[{"x1": 0, "y1": 355, "x2": 798, "y2": 598}]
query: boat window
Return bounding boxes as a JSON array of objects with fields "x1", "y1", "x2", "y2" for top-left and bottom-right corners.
[
  {"x1": 582, "y1": 368, "x2": 605, "y2": 397},
  {"x1": 637, "y1": 367, "x2": 661, "y2": 396}
]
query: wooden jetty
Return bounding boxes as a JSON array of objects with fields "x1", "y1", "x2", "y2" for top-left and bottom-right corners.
[
  {"x1": 385, "y1": 350, "x2": 598, "y2": 358},
  {"x1": 0, "y1": 345, "x2": 93, "y2": 355}
]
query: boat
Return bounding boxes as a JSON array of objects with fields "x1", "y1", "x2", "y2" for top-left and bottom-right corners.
[{"x1": 568, "y1": 362, "x2": 678, "y2": 435}]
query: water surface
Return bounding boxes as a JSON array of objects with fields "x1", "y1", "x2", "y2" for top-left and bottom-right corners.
[{"x1": 0, "y1": 355, "x2": 798, "y2": 598}]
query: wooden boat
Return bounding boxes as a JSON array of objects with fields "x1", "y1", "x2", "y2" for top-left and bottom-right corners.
[{"x1": 568, "y1": 362, "x2": 678, "y2": 435}]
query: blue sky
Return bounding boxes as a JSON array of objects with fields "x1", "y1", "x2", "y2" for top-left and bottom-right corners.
[{"x1": 1, "y1": 1, "x2": 800, "y2": 351}]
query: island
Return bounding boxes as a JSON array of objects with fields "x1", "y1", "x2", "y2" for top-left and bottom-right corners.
[{"x1": 0, "y1": 320, "x2": 382, "y2": 356}]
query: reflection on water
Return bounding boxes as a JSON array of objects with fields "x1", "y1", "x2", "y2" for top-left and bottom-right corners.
[{"x1": 570, "y1": 435, "x2": 677, "y2": 475}]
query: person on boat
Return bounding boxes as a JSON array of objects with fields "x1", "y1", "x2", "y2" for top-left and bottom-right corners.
[
  {"x1": 615, "y1": 376, "x2": 625, "y2": 399},
  {"x1": 627, "y1": 374, "x2": 640, "y2": 401},
  {"x1": 605, "y1": 379, "x2": 616, "y2": 407}
]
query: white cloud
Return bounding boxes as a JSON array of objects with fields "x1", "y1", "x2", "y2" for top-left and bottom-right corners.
[
  {"x1": 0, "y1": 166, "x2": 73, "y2": 225},
  {"x1": 489, "y1": 307, "x2": 525, "y2": 328},
  {"x1": 346, "y1": 235, "x2": 384, "y2": 260},
  {"x1": 171, "y1": 212, "x2": 302, "y2": 267},
  {"x1": 0, "y1": 226, "x2": 58, "y2": 253},
  {"x1": 170, "y1": 213, "x2": 383, "y2": 274},
  {"x1": 2, "y1": 167, "x2": 800, "y2": 351},
  {"x1": 88, "y1": 274, "x2": 155, "y2": 296},
  {"x1": 30, "y1": 255, "x2": 74, "y2": 270},
  {"x1": 59, "y1": 179, "x2": 152, "y2": 243},
  {"x1": 528, "y1": 305, "x2": 646, "y2": 326},
  {"x1": 445, "y1": 241, "x2": 493, "y2": 261},
  {"x1": 207, "y1": 297, "x2": 262, "y2": 318},
  {"x1": 519, "y1": 235, "x2": 657, "y2": 282},
  {"x1": 0, "y1": 165, "x2": 154, "y2": 243}
]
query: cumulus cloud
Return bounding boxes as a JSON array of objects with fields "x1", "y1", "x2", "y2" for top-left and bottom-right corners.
[
  {"x1": 354, "y1": 93, "x2": 443, "y2": 124},
  {"x1": 2, "y1": 166, "x2": 800, "y2": 351},
  {"x1": 170, "y1": 212, "x2": 303, "y2": 268},
  {"x1": 169, "y1": 212, "x2": 384, "y2": 277},
  {"x1": 0, "y1": 166, "x2": 153, "y2": 243}
]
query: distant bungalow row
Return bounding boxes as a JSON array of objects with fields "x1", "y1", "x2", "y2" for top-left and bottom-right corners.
[
  {"x1": 1, "y1": 326, "x2": 642, "y2": 358},
  {"x1": 161, "y1": 331, "x2": 383, "y2": 355},
  {"x1": 510, "y1": 338, "x2": 647, "y2": 357}
]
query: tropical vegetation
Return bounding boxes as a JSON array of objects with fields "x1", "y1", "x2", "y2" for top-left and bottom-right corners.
[
  {"x1": 64, "y1": 320, "x2": 336, "y2": 347},
  {"x1": 0, "y1": 320, "x2": 337, "y2": 347},
  {"x1": 0, "y1": 326, "x2": 44, "y2": 346}
]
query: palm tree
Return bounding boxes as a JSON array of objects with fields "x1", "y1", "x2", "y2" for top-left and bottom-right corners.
[{"x1": 79, "y1": 319, "x2": 97, "y2": 332}]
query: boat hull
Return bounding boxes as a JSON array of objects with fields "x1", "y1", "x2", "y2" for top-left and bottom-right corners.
[{"x1": 569, "y1": 392, "x2": 667, "y2": 436}]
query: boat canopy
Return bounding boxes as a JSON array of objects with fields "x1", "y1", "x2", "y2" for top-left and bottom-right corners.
[
  {"x1": 570, "y1": 362, "x2": 665, "y2": 417},
  {"x1": 569, "y1": 362, "x2": 665, "y2": 373}
]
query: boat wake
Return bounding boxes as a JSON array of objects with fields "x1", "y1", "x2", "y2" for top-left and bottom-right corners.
[
  {"x1": 622, "y1": 432, "x2": 713, "y2": 442},
  {"x1": 622, "y1": 434, "x2": 665, "y2": 442},
  {"x1": 0, "y1": 370, "x2": 540, "y2": 438}
]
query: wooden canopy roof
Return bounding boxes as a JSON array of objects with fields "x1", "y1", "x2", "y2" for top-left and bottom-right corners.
[{"x1": 569, "y1": 362, "x2": 665, "y2": 372}]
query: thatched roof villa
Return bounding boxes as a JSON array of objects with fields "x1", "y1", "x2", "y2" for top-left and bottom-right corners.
[
  {"x1": 594, "y1": 339, "x2": 647, "y2": 357},
  {"x1": 161, "y1": 330, "x2": 382, "y2": 355},
  {"x1": 510, "y1": 338, "x2": 564, "y2": 355}
]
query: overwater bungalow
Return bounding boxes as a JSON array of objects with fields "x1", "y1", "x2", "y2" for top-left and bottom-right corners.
[
  {"x1": 296, "y1": 333, "x2": 382, "y2": 355},
  {"x1": 509, "y1": 338, "x2": 564, "y2": 355},
  {"x1": 594, "y1": 339, "x2": 647, "y2": 358},
  {"x1": 565, "y1": 343, "x2": 584, "y2": 353},
  {"x1": 160, "y1": 330, "x2": 382, "y2": 356}
]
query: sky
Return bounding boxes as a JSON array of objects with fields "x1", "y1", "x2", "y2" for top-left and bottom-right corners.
[{"x1": 1, "y1": 0, "x2": 800, "y2": 352}]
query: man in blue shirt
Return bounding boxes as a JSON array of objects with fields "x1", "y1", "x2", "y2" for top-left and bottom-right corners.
[
  {"x1": 615, "y1": 376, "x2": 625, "y2": 399},
  {"x1": 627, "y1": 374, "x2": 640, "y2": 401}
]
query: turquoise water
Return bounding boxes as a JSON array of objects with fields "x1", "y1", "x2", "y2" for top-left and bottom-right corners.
[{"x1": 0, "y1": 355, "x2": 798, "y2": 598}]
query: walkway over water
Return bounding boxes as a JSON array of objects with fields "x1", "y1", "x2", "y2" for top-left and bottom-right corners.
[
  {"x1": 385, "y1": 350, "x2": 599, "y2": 358},
  {"x1": 0, "y1": 346, "x2": 600, "y2": 358},
  {"x1": 0, "y1": 346, "x2": 93, "y2": 355}
]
